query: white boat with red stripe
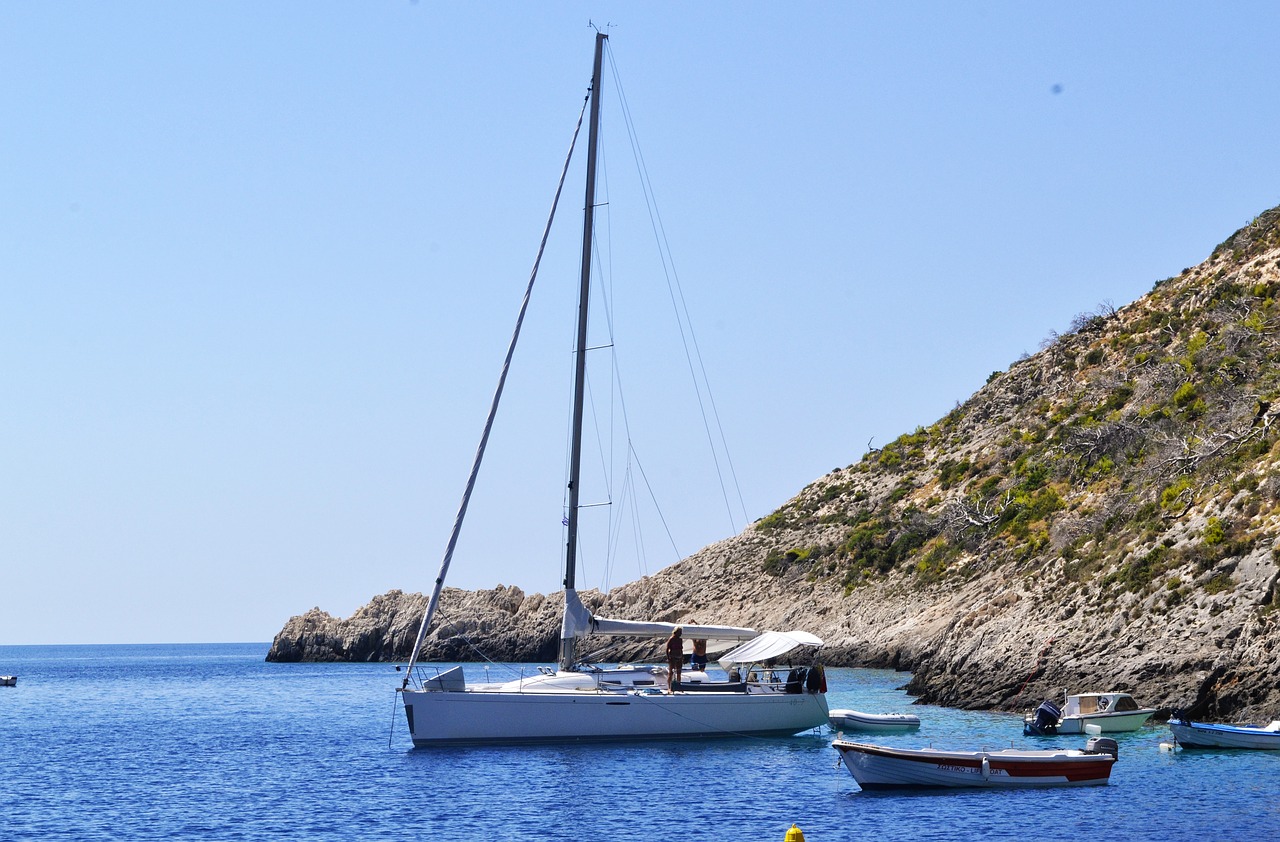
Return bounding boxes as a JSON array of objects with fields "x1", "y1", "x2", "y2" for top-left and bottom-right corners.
[{"x1": 833, "y1": 739, "x2": 1117, "y2": 789}]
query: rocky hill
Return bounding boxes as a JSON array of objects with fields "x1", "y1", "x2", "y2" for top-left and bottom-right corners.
[{"x1": 269, "y1": 205, "x2": 1280, "y2": 721}]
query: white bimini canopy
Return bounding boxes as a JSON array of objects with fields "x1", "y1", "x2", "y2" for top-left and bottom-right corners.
[{"x1": 718, "y1": 630, "x2": 824, "y2": 668}]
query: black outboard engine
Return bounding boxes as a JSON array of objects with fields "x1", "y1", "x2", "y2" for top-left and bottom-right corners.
[
  {"x1": 1086, "y1": 736, "x2": 1119, "y2": 760},
  {"x1": 1024, "y1": 700, "x2": 1062, "y2": 736}
]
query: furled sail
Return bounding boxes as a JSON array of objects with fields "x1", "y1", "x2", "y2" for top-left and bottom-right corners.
[{"x1": 561, "y1": 588, "x2": 758, "y2": 652}]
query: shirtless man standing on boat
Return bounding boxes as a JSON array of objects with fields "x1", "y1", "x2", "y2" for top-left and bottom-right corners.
[{"x1": 690, "y1": 636, "x2": 708, "y2": 671}]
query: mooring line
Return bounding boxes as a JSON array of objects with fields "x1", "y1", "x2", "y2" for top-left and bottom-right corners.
[{"x1": 387, "y1": 688, "x2": 400, "y2": 749}]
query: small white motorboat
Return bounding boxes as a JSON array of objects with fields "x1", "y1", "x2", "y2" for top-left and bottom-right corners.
[
  {"x1": 829, "y1": 708, "x2": 921, "y2": 733},
  {"x1": 1024, "y1": 692, "x2": 1157, "y2": 735},
  {"x1": 0, "y1": 675, "x2": 16, "y2": 687},
  {"x1": 833, "y1": 737, "x2": 1117, "y2": 789},
  {"x1": 1169, "y1": 710, "x2": 1280, "y2": 749}
]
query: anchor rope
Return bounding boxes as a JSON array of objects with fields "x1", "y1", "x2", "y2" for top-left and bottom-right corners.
[{"x1": 1016, "y1": 636, "x2": 1056, "y2": 698}]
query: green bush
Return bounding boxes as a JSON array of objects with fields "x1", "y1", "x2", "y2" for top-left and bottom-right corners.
[
  {"x1": 838, "y1": 516, "x2": 933, "y2": 581},
  {"x1": 1161, "y1": 477, "x2": 1193, "y2": 511},
  {"x1": 763, "y1": 546, "x2": 816, "y2": 576},
  {"x1": 756, "y1": 510, "x2": 791, "y2": 532},
  {"x1": 1106, "y1": 545, "x2": 1172, "y2": 593},
  {"x1": 877, "y1": 448, "x2": 903, "y2": 469},
  {"x1": 938, "y1": 459, "x2": 972, "y2": 490},
  {"x1": 1203, "y1": 572, "x2": 1234, "y2": 594},
  {"x1": 1203, "y1": 517, "x2": 1226, "y2": 546},
  {"x1": 914, "y1": 539, "x2": 960, "y2": 582},
  {"x1": 887, "y1": 482, "x2": 914, "y2": 504}
]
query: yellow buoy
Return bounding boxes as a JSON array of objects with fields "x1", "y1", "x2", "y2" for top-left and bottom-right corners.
[{"x1": 785, "y1": 823, "x2": 805, "y2": 842}]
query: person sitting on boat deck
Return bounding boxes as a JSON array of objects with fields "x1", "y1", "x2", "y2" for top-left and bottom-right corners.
[
  {"x1": 665, "y1": 627, "x2": 684, "y2": 691},
  {"x1": 690, "y1": 632, "x2": 708, "y2": 671}
]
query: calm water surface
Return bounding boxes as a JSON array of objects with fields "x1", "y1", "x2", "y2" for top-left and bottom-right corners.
[{"x1": 2, "y1": 644, "x2": 1278, "y2": 840}]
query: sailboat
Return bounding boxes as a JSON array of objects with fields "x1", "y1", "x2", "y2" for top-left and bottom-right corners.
[{"x1": 397, "y1": 32, "x2": 829, "y2": 747}]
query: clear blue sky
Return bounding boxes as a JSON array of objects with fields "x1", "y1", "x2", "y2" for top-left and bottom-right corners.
[{"x1": 3, "y1": 2, "x2": 1278, "y2": 645}]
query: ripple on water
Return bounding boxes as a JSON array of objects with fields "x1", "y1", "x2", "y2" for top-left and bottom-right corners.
[{"x1": 3, "y1": 649, "x2": 1280, "y2": 840}]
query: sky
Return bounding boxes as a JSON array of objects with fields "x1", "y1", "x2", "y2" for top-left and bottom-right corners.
[{"x1": 3, "y1": 2, "x2": 1279, "y2": 646}]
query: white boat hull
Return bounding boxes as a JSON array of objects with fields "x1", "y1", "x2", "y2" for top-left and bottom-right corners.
[
  {"x1": 1025, "y1": 693, "x2": 1157, "y2": 736},
  {"x1": 833, "y1": 740, "x2": 1114, "y2": 789},
  {"x1": 403, "y1": 686, "x2": 829, "y2": 746},
  {"x1": 1054, "y1": 709, "x2": 1157, "y2": 733},
  {"x1": 828, "y1": 708, "x2": 921, "y2": 733},
  {"x1": 1169, "y1": 719, "x2": 1280, "y2": 749}
]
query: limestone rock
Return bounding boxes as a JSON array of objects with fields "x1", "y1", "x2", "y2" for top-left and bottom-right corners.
[{"x1": 268, "y1": 204, "x2": 1280, "y2": 722}]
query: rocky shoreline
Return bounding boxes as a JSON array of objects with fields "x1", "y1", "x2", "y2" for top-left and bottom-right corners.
[
  {"x1": 269, "y1": 206, "x2": 1280, "y2": 722},
  {"x1": 267, "y1": 524, "x2": 1280, "y2": 721}
]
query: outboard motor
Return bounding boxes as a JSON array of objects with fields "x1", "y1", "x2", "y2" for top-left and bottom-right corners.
[
  {"x1": 1024, "y1": 700, "x2": 1062, "y2": 736},
  {"x1": 1086, "y1": 736, "x2": 1119, "y2": 760}
]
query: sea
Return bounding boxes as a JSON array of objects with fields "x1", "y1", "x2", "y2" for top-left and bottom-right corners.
[{"x1": 2, "y1": 644, "x2": 1278, "y2": 841}]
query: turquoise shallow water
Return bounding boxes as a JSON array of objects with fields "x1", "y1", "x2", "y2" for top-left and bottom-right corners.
[{"x1": 2, "y1": 644, "x2": 1278, "y2": 840}]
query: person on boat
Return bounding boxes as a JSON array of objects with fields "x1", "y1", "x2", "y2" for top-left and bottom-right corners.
[
  {"x1": 665, "y1": 627, "x2": 684, "y2": 691},
  {"x1": 690, "y1": 633, "x2": 708, "y2": 671}
]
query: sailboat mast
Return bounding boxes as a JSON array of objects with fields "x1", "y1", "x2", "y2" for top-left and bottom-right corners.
[{"x1": 559, "y1": 30, "x2": 606, "y2": 672}]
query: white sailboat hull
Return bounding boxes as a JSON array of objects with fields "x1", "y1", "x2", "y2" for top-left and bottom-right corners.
[{"x1": 402, "y1": 686, "x2": 829, "y2": 746}]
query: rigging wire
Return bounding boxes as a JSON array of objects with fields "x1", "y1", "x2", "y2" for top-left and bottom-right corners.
[
  {"x1": 560, "y1": 40, "x2": 751, "y2": 599},
  {"x1": 557, "y1": 69, "x2": 647, "y2": 595},
  {"x1": 568, "y1": 87, "x2": 686, "y2": 594},
  {"x1": 603, "y1": 41, "x2": 750, "y2": 531},
  {"x1": 402, "y1": 84, "x2": 592, "y2": 686},
  {"x1": 430, "y1": 603, "x2": 534, "y2": 681}
]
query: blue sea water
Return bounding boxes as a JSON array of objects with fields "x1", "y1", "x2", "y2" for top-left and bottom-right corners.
[{"x1": 2, "y1": 644, "x2": 1279, "y2": 841}]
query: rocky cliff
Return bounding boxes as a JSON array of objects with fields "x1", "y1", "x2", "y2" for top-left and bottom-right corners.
[{"x1": 269, "y1": 205, "x2": 1280, "y2": 721}]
